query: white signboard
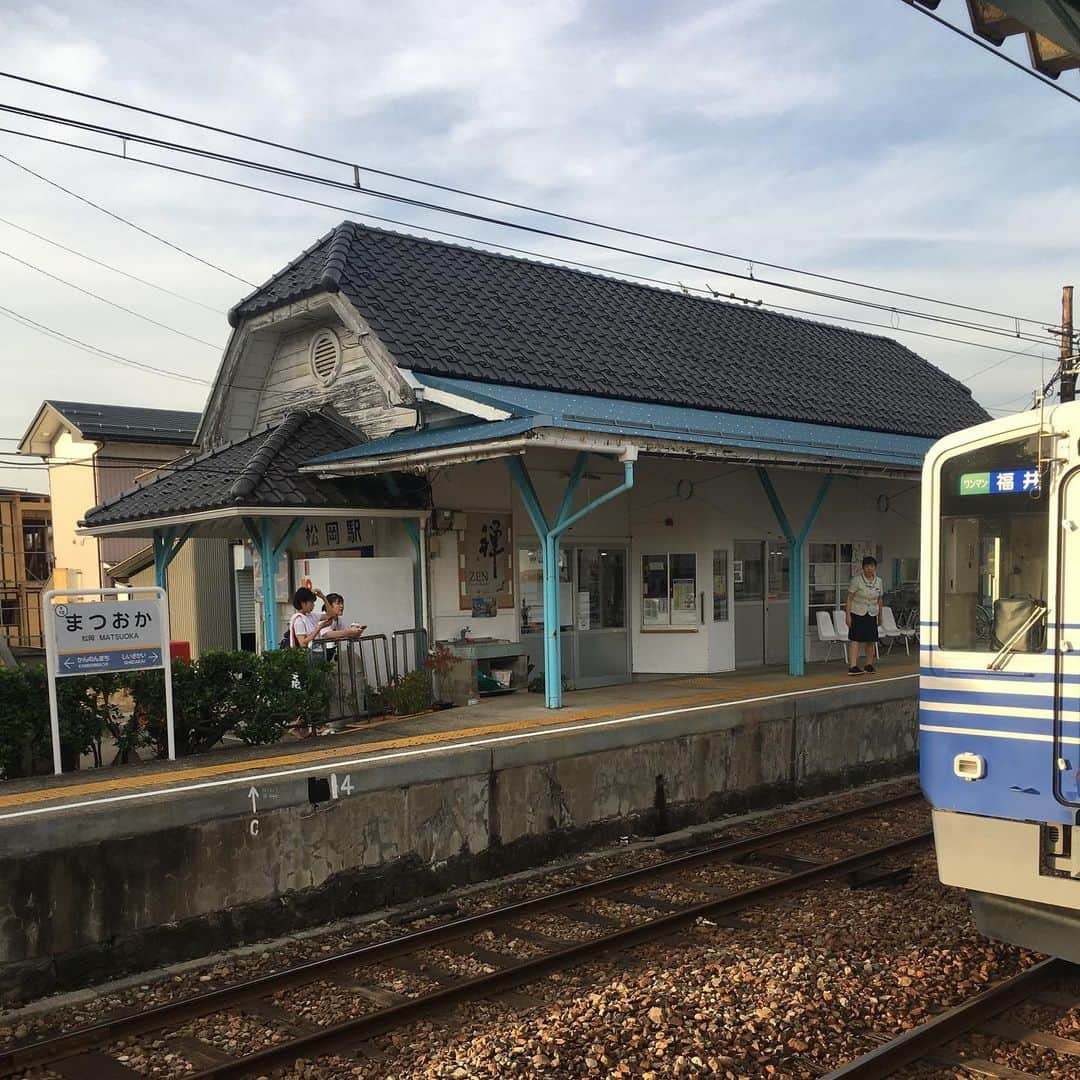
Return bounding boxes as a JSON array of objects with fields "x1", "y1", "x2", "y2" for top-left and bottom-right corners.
[
  {"x1": 52, "y1": 600, "x2": 165, "y2": 675},
  {"x1": 43, "y1": 587, "x2": 175, "y2": 774}
]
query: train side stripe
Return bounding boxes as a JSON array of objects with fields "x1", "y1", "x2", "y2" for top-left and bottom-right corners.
[
  {"x1": 919, "y1": 723, "x2": 1065, "y2": 743},
  {"x1": 920, "y1": 689, "x2": 1079, "y2": 711}
]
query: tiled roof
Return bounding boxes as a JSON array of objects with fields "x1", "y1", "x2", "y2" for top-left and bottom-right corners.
[
  {"x1": 230, "y1": 222, "x2": 989, "y2": 440},
  {"x1": 46, "y1": 401, "x2": 200, "y2": 445},
  {"x1": 81, "y1": 407, "x2": 428, "y2": 528}
]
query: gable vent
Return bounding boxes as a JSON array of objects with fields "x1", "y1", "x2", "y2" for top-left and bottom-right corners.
[{"x1": 309, "y1": 329, "x2": 343, "y2": 386}]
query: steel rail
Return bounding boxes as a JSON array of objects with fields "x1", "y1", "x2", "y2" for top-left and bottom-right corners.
[
  {"x1": 190, "y1": 830, "x2": 932, "y2": 1078},
  {"x1": 0, "y1": 788, "x2": 922, "y2": 1076},
  {"x1": 822, "y1": 956, "x2": 1077, "y2": 1078}
]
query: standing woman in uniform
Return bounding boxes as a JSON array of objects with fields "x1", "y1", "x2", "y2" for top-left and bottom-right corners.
[{"x1": 845, "y1": 555, "x2": 884, "y2": 675}]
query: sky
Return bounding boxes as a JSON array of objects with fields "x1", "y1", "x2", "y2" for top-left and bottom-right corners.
[{"x1": 0, "y1": 0, "x2": 1076, "y2": 494}]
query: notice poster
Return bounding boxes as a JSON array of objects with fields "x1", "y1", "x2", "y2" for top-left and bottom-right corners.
[
  {"x1": 576, "y1": 590, "x2": 591, "y2": 631},
  {"x1": 460, "y1": 514, "x2": 514, "y2": 610},
  {"x1": 672, "y1": 578, "x2": 697, "y2": 621}
]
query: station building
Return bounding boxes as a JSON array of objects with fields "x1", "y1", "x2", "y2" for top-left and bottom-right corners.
[{"x1": 79, "y1": 222, "x2": 988, "y2": 705}]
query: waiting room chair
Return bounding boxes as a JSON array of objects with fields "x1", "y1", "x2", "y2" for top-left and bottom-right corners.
[
  {"x1": 881, "y1": 606, "x2": 916, "y2": 656},
  {"x1": 816, "y1": 610, "x2": 846, "y2": 662}
]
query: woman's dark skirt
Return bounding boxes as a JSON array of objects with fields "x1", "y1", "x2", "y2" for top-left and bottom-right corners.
[{"x1": 849, "y1": 613, "x2": 879, "y2": 643}]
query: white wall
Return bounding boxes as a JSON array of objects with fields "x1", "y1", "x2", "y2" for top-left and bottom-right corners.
[
  {"x1": 429, "y1": 460, "x2": 519, "y2": 644},
  {"x1": 424, "y1": 450, "x2": 920, "y2": 674}
]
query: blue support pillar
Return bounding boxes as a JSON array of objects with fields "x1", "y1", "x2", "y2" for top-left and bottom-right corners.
[
  {"x1": 509, "y1": 450, "x2": 636, "y2": 708},
  {"x1": 242, "y1": 517, "x2": 303, "y2": 650},
  {"x1": 756, "y1": 469, "x2": 832, "y2": 676},
  {"x1": 152, "y1": 525, "x2": 193, "y2": 590}
]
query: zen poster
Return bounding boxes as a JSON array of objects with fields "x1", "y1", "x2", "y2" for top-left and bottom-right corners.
[{"x1": 461, "y1": 513, "x2": 513, "y2": 614}]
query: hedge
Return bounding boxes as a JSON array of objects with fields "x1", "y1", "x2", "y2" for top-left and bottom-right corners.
[{"x1": 0, "y1": 648, "x2": 331, "y2": 780}]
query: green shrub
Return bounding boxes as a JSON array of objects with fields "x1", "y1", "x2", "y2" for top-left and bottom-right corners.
[
  {"x1": 0, "y1": 646, "x2": 342, "y2": 778},
  {"x1": 376, "y1": 669, "x2": 432, "y2": 717},
  {"x1": 251, "y1": 647, "x2": 331, "y2": 742},
  {"x1": 0, "y1": 666, "x2": 52, "y2": 779}
]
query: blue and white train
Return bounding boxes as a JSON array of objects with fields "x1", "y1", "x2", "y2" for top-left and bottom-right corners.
[{"x1": 921, "y1": 399, "x2": 1080, "y2": 959}]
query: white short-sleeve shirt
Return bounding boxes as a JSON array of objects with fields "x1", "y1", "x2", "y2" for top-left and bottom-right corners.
[
  {"x1": 289, "y1": 610, "x2": 320, "y2": 646},
  {"x1": 847, "y1": 573, "x2": 884, "y2": 617}
]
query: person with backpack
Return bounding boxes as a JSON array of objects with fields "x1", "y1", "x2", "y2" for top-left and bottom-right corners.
[{"x1": 285, "y1": 586, "x2": 333, "y2": 648}]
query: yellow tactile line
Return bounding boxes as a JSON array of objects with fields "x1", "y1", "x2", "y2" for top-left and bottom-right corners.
[{"x1": 0, "y1": 665, "x2": 915, "y2": 810}]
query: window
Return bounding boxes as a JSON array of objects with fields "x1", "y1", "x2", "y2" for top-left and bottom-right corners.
[
  {"x1": 642, "y1": 553, "x2": 697, "y2": 627},
  {"x1": 0, "y1": 595, "x2": 19, "y2": 630},
  {"x1": 808, "y1": 543, "x2": 850, "y2": 628},
  {"x1": 939, "y1": 436, "x2": 1048, "y2": 652},
  {"x1": 518, "y1": 546, "x2": 570, "y2": 632},
  {"x1": 713, "y1": 549, "x2": 729, "y2": 621},
  {"x1": 22, "y1": 520, "x2": 49, "y2": 582}
]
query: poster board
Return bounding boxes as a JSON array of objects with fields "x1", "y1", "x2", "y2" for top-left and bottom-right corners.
[{"x1": 459, "y1": 513, "x2": 514, "y2": 612}]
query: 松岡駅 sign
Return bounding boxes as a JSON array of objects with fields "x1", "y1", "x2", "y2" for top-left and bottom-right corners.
[{"x1": 52, "y1": 600, "x2": 165, "y2": 675}]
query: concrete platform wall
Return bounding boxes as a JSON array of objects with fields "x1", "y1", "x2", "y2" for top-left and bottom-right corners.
[{"x1": 0, "y1": 680, "x2": 915, "y2": 1001}]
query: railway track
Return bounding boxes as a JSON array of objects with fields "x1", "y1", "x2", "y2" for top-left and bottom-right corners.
[
  {"x1": 1, "y1": 789, "x2": 929, "y2": 1080},
  {"x1": 825, "y1": 956, "x2": 1080, "y2": 1078}
]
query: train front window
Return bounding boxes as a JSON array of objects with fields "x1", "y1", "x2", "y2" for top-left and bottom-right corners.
[{"x1": 938, "y1": 435, "x2": 1048, "y2": 652}]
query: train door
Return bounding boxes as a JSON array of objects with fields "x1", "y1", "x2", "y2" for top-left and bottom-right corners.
[{"x1": 1055, "y1": 467, "x2": 1080, "y2": 806}]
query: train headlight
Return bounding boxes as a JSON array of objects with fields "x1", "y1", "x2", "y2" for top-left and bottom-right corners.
[{"x1": 953, "y1": 752, "x2": 986, "y2": 781}]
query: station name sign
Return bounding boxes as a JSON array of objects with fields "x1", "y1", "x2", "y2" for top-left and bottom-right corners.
[
  {"x1": 959, "y1": 468, "x2": 1040, "y2": 496},
  {"x1": 51, "y1": 600, "x2": 166, "y2": 676}
]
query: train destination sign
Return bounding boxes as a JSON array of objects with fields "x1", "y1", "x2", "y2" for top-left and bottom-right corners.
[
  {"x1": 51, "y1": 599, "x2": 166, "y2": 676},
  {"x1": 959, "y1": 468, "x2": 1040, "y2": 496}
]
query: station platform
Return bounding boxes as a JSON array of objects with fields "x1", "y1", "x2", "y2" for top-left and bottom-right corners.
[
  {"x1": 0, "y1": 656, "x2": 918, "y2": 1001},
  {"x1": 0, "y1": 656, "x2": 917, "y2": 830}
]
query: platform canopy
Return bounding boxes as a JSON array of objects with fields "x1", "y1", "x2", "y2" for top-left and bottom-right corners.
[
  {"x1": 79, "y1": 406, "x2": 429, "y2": 650},
  {"x1": 302, "y1": 372, "x2": 938, "y2": 480}
]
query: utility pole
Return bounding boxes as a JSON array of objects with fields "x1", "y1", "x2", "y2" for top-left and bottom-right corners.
[{"x1": 1062, "y1": 285, "x2": 1075, "y2": 404}]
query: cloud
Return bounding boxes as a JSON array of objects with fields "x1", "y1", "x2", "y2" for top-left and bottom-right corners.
[{"x1": 0, "y1": 0, "x2": 1077, "y2": 494}]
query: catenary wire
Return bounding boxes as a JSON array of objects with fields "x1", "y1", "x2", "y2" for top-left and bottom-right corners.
[
  {"x1": 0, "y1": 215, "x2": 223, "y2": 313},
  {"x1": 0, "y1": 122, "x2": 1062, "y2": 368},
  {"x1": 899, "y1": 0, "x2": 1080, "y2": 109},
  {"x1": 0, "y1": 247, "x2": 220, "y2": 348},
  {"x1": 0, "y1": 67, "x2": 1061, "y2": 333},
  {"x1": 0, "y1": 148, "x2": 1049, "y2": 415},
  {"x1": 0, "y1": 304, "x2": 209, "y2": 385},
  {"x1": 0, "y1": 149, "x2": 255, "y2": 286},
  {"x1": 0, "y1": 109, "x2": 1059, "y2": 347}
]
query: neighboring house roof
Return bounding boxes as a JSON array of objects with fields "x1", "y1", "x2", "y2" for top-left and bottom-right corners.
[
  {"x1": 81, "y1": 407, "x2": 428, "y2": 530},
  {"x1": 18, "y1": 400, "x2": 200, "y2": 455},
  {"x1": 308, "y1": 374, "x2": 936, "y2": 475},
  {"x1": 229, "y1": 221, "x2": 988, "y2": 440}
]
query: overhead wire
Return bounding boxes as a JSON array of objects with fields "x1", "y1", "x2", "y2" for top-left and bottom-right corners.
[
  {"x1": 0, "y1": 246, "x2": 220, "y2": 348},
  {"x1": 0, "y1": 303, "x2": 210, "y2": 386},
  {"x1": 0, "y1": 122, "x2": 1063, "y2": 371},
  {"x1": 0, "y1": 215, "x2": 223, "y2": 313},
  {"x1": 898, "y1": 0, "x2": 1080, "y2": 109},
  {"x1": 0, "y1": 106, "x2": 1060, "y2": 347},
  {"x1": 0, "y1": 148, "x2": 255, "y2": 286},
  {"x1": 0, "y1": 67, "x2": 1061, "y2": 333},
  {"x1": 0, "y1": 144, "x2": 1050, "y2": 407}
]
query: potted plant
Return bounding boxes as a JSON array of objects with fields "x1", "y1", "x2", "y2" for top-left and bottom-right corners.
[{"x1": 425, "y1": 642, "x2": 462, "y2": 708}]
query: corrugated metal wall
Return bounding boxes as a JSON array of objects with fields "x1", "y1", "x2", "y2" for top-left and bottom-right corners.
[{"x1": 129, "y1": 538, "x2": 235, "y2": 656}]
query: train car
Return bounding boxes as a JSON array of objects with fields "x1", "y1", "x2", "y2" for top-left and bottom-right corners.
[{"x1": 921, "y1": 398, "x2": 1080, "y2": 960}]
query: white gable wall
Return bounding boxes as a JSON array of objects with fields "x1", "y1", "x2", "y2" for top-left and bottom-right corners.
[{"x1": 202, "y1": 292, "x2": 417, "y2": 446}]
